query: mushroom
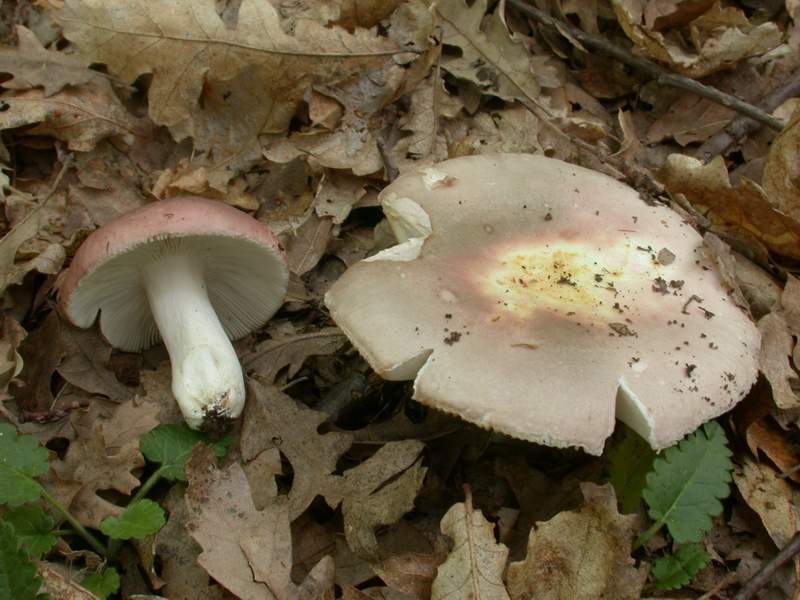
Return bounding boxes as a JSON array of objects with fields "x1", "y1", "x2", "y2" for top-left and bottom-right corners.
[
  {"x1": 324, "y1": 154, "x2": 760, "y2": 454},
  {"x1": 60, "y1": 197, "x2": 288, "y2": 431}
]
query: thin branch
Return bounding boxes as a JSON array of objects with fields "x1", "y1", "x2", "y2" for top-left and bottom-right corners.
[
  {"x1": 695, "y1": 67, "x2": 800, "y2": 161},
  {"x1": 506, "y1": 0, "x2": 786, "y2": 132},
  {"x1": 734, "y1": 531, "x2": 800, "y2": 599}
]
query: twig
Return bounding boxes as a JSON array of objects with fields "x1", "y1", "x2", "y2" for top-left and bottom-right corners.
[
  {"x1": 506, "y1": 0, "x2": 786, "y2": 132},
  {"x1": 695, "y1": 67, "x2": 800, "y2": 161},
  {"x1": 734, "y1": 531, "x2": 800, "y2": 600}
]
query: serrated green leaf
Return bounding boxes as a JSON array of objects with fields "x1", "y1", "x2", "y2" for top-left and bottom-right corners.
[
  {"x1": 2, "y1": 505, "x2": 57, "y2": 558},
  {"x1": 643, "y1": 421, "x2": 732, "y2": 544},
  {"x1": 0, "y1": 521, "x2": 49, "y2": 600},
  {"x1": 139, "y1": 424, "x2": 228, "y2": 481},
  {"x1": 0, "y1": 424, "x2": 48, "y2": 507},
  {"x1": 99, "y1": 500, "x2": 165, "y2": 540},
  {"x1": 81, "y1": 568, "x2": 120, "y2": 599},
  {"x1": 607, "y1": 425, "x2": 656, "y2": 513},
  {"x1": 652, "y1": 543, "x2": 710, "y2": 590}
]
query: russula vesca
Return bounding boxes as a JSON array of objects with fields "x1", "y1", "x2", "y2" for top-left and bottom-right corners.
[
  {"x1": 59, "y1": 197, "x2": 288, "y2": 431},
  {"x1": 324, "y1": 154, "x2": 760, "y2": 455}
]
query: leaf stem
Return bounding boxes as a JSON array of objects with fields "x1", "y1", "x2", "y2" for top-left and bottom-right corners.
[
  {"x1": 39, "y1": 487, "x2": 107, "y2": 557},
  {"x1": 633, "y1": 519, "x2": 664, "y2": 551},
  {"x1": 106, "y1": 466, "x2": 167, "y2": 556}
]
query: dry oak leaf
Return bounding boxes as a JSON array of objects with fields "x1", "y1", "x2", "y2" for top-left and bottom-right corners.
[
  {"x1": 758, "y1": 312, "x2": 799, "y2": 410},
  {"x1": 431, "y1": 488, "x2": 510, "y2": 600},
  {"x1": 58, "y1": 0, "x2": 400, "y2": 140},
  {"x1": 0, "y1": 25, "x2": 93, "y2": 96},
  {"x1": 185, "y1": 445, "x2": 334, "y2": 600},
  {"x1": 155, "y1": 484, "x2": 226, "y2": 600},
  {"x1": 0, "y1": 316, "x2": 26, "y2": 393},
  {"x1": 763, "y1": 106, "x2": 800, "y2": 223},
  {"x1": 243, "y1": 328, "x2": 348, "y2": 382},
  {"x1": 0, "y1": 78, "x2": 145, "y2": 152},
  {"x1": 659, "y1": 154, "x2": 800, "y2": 260},
  {"x1": 746, "y1": 418, "x2": 800, "y2": 485},
  {"x1": 339, "y1": 439, "x2": 427, "y2": 560},
  {"x1": 241, "y1": 379, "x2": 353, "y2": 520},
  {"x1": 506, "y1": 482, "x2": 647, "y2": 600},
  {"x1": 436, "y1": 0, "x2": 553, "y2": 107},
  {"x1": 611, "y1": 0, "x2": 781, "y2": 78},
  {"x1": 733, "y1": 457, "x2": 800, "y2": 550}
]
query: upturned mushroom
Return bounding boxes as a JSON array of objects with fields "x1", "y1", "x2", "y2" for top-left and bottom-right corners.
[
  {"x1": 324, "y1": 154, "x2": 760, "y2": 455},
  {"x1": 60, "y1": 197, "x2": 288, "y2": 431}
]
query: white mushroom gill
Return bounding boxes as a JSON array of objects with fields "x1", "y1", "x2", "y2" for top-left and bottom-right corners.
[{"x1": 142, "y1": 252, "x2": 244, "y2": 429}]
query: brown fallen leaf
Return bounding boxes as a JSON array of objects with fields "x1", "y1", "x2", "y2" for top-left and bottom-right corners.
[
  {"x1": 758, "y1": 312, "x2": 799, "y2": 410},
  {"x1": 431, "y1": 486, "x2": 510, "y2": 600},
  {"x1": 243, "y1": 328, "x2": 348, "y2": 382},
  {"x1": 37, "y1": 562, "x2": 99, "y2": 600},
  {"x1": 58, "y1": 324, "x2": 134, "y2": 402},
  {"x1": 155, "y1": 485, "x2": 226, "y2": 600},
  {"x1": 764, "y1": 107, "x2": 800, "y2": 224},
  {"x1": 241, "y1": 379, "x2": 353, "y2": 519},
  {"x1": 0, "y1": 25, "x2": 93, "y2": 96},
  {"x1": 506, "y1": 483, "x2": 647, "y2": 600},
  {"x1": 285, "y1": 214, "x2": 335, "y2": 276},
  {"x1": 59, "y1": 0, "x2": 400, "y2": 147},
  {"x1": 339, "y1": 440, "x2": 427, "y2": 560},
  {"x1": 733, "y1": 457, "x2": 800, "y2": 549},
  {"x1": 611, "y1": 0, "x2": 781, "y2": 78},
  {"x1": 10, "y1": 311, "x2": 64, "y2": 413},
  {"x1": 185, "y1": 445, "x2": 334, "y2": 600},
  {"x1": 746, "y1": 418, "x2": 800, "y2": 484},
  {"x1": 0, "y1": 78, "x2": 146, "y2": 152},
  {"x1": 315, "y1": 172, "x2": 368, "y2": 225},
  {"x1": 658, "y1": 154, "x2": 800, "y2": 259},
  {"x1": 0, "y1": 315, "x2": 26, "y2": 393}
]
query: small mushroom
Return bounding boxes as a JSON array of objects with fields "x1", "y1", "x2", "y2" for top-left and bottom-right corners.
[
  {"x1": 59, "y1": 197, "x2": 288, "y2": 431},
  {"x1": 325, "y1": 155, "x2": 760, "y2": 454}
]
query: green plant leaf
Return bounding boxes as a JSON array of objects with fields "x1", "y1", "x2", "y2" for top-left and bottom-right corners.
[
  {"x1": 643, "y1": 421, "x2": 732, "y2": 544},
  {"x1": 0, "y1": 424, "x2": 48, "y2": 507},
  {"x1": 652, "y1": 543, "x2": 710, "y2": 590},
  {"x1": 607, "y1": 424, "x2": 656, "y2": 513},
  {"x1": 81, "y1": 568, "x2": 120, "y2": 599},
  {"x1": 139, "y1": 424, "x2": 228, "y2": 481},
  {"x1": 99, "y1": 500, "x2": 165, "y2": 540},
  {"x1": 2, "y1": 505, "x2": 57, "y2": 558},
  {"x1": 0, "y1": 521, "x2": 49, "y2": 600}
]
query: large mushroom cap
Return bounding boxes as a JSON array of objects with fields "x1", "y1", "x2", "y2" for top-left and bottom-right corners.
[
  {"x1": 60, "y1": 196, "x2": 288, "y2": 351},
  {"x1": 324, "y1": 154, "x2": 760, "y2": 455}
]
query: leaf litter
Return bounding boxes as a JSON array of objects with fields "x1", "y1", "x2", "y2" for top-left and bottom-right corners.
[{"x1": 1, "y1": 0, "x2": 800, "y2": 598}]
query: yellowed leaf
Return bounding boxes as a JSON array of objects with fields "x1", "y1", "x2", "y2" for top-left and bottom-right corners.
[
  {"x1": 659, "y1": 154, "x2": 800, "y2": 259},
  {"x1": 431, "y1": 490, "x2": 510, "y2": 600},
  {"x1": 59, "y1": 0, "x2": 400, "y2": 146},
  {"x1": 612, "y1": 0, "x2": 781, "y2": 78},
  {"x1": 763, "y1": 107, "x2": 800, "y2": 223},
  {"x1": 0, "y1": 78, "x2": 145, "y2": 152},
  {"x1": 506, "y1": 483, "x2": 647, "y2": 600}
]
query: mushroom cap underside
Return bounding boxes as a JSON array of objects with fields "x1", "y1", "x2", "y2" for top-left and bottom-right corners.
[
  {"x1": 60, "y1": 196, "x2": 288, "y2": 351},
  {"x1": 324, "y1": 154, "x2": 760, "y2": 454}
]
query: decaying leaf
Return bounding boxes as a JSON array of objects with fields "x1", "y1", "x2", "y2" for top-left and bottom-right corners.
[
  {"x1": 746, "y1": 418, "x2": 800, "y2": 485},
  {"x1": 612, "y1": 0, "x2": 781, "y2": 78},
  {"x1": 185, "y1": 445, "x2": 334, "y2": 600},
  {"x1": 59, "y1": 0, "x2": 400, "y2": 147},
  {"x1": 0, "y1": 78, "x2": 145, "y2": 152},
  {"x1": 659, "y1": 154, "x2": 800, "y2": 259},
  {"x1": 241, "y1": 379, "x2": 353, "y2": 519},
  {"x1": 733, "y1": 458, "x2": 800, "y2": 549},
  {"x1": 0, "y1": 25, "x2": 93, "y2": 96},
  {"x1": 758, "y1": 312, "x2": 800, "y2": 409},
  {"x1": 506, "y1": 483, "x2": 647, "y2": 600},
  {"x1": 339, "y1": 440, "x2": 427, "y2": 560},
  {"x1": 763, "y1": 107, "x2": 800, "y2": 223},
  {"x1": 0, "y1": 316, "x2": 26, "y2": 393},
  {"x1": 431, "y1": 488, "x2": 510, "y2": 600},
  {"x1": 243, "y1": 328, "x2": 348, "y2": 381}
]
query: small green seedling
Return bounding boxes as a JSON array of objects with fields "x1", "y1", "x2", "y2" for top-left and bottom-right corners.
[
  {"x1": 0, "y1": 422, "x2": 227, "y2": 599},
  {"x1": 609, "y1": 421, "x2": 733, "y2": 590}
]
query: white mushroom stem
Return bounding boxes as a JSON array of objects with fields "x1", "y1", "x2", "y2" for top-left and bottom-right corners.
[{"x1": 142, "y1": 253, "x2": 245, "y2": 429}]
